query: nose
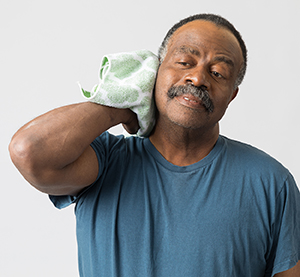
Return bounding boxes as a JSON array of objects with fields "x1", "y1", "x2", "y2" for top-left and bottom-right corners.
[{"x1": 184, "y1": 67, "x2": 210, "y2": 89}]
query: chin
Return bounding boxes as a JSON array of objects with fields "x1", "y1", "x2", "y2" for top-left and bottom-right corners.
[{"x1": 168, "y1": 114, "x2": 211, "y2": 130}]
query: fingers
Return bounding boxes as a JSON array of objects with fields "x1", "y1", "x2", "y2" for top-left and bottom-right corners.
[{"x1": 122, "y1": 111, "x2": 139, "y2": 134}]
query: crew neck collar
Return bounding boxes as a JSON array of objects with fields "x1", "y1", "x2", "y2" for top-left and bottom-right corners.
[{"x1": 144, "y1": 135, "x2": 225, "y2": 172}]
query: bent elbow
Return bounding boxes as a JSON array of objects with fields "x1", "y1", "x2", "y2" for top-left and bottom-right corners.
[
  {"x1": 9, "y1": 135, "x2": 46, "y2": 190},
  {"x1": 9, "y1": 135, "x2": 33, "y2": 170}
]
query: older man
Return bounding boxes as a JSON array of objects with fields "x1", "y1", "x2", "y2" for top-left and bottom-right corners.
[{"x1": 9, "y1": 14, "x2": 300, "y2": 276}]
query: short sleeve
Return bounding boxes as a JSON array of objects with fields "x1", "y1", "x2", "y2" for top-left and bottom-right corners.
[
  {"x1": 270, "y1": 173, "x2": 300, "y2": 276},
  {"x1": 49, "y1": 194, "x2": 77, "y2": 209},
  {"x1": 49, "y1": 131, "x2": 124, "y2": 209}
]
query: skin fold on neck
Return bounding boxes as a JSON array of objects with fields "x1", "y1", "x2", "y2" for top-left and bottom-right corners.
[{"x1": 149, "y1": 115, "x2": 220, "y2": 166}]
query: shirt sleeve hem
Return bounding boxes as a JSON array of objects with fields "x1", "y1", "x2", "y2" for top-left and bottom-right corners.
[
  {"x1": 48, "y1": 194, "x2": 77, "y2": 209},
  {"x1": 271, "y1": 254, "x2": 299, "y2": 276}
]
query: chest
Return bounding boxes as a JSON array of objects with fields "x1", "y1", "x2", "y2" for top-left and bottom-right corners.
[{"x1": 76, "y1": 166, "x2": 271, "y2": 276}]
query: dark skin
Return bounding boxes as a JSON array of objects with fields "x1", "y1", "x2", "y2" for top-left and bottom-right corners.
[
  {"x1": 150, "y1": 20, "x2": 242, "y2": 166},
  {"x1": 9, "y1": 103, "x2": 139, "y2": 196},
  {"x1": 9, "y1": 20, "x2": 300, "y2": 275}
]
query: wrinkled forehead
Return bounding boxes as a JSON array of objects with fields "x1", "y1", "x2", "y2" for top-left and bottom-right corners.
[{"x1": 166, "y1": 20, "x2": 243, "y2": 65}]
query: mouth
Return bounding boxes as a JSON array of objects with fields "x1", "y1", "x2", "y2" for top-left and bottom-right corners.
[
  {"x1": 183, "y1": 96, "x2": 200, "y2": 104},
  {"x1": 175, "y1": 94, "x2": 204, "y2": 109},
  {"x1": 167, "y1": 84, "x2": 214, "y2": 113}
]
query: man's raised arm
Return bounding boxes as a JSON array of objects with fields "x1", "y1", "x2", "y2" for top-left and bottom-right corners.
[{"x1": 9, "y1": 102, "x2": 138, "y2": 196}]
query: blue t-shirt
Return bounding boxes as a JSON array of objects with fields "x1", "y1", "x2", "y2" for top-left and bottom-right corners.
[{"x1": 50, "y1": 132, "x2": 300, "y2": 277}]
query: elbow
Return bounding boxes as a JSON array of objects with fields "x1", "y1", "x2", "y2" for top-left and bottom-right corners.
[
  {"x1": 9, "y1": 132, "x2": 81, "y2": 196},
  {"x1": 9, "y1": 135, "x2": 33, "y2": 171},
  {"x1": 9, "y1": 135, "x2": 47, "y2": 191}
]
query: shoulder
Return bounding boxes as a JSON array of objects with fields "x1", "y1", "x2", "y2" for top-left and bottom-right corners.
[
  {"x1": 91, "y1": 131, "x2": 147, "y2": 161},
  {"x1": 92, "y1": 131, "x2": 143, "y2": 150},
  {"x1": 220, "y1": 136, "x2": 292, "y2": 183}
]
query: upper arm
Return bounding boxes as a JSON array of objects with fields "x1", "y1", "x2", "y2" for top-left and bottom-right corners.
[
  {"x1": 23, "y1": 145, "x2": 99, "y2": 196},
  {"x1": 52, "y1": 145, "x2": 100, "y2": 196},
  {"x1": 274, "y1": 260, "x2": 300, "y2": 276}
]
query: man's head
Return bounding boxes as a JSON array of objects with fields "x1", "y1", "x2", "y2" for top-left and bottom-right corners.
[
  {"x1": 158, "y1": 14, "x2": 247, "y2": 89},
  {"x1": 153, "y1": 15, "x2": 246, "y2": 132}
]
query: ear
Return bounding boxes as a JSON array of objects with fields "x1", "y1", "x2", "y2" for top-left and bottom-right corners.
[{"x1": 229, "y1": 87, "x2": 239, "y2": 104}]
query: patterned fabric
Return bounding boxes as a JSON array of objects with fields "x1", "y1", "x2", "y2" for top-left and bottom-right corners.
[{"x1": 80, "y1": 49, "x2": 159, "y2": 137}]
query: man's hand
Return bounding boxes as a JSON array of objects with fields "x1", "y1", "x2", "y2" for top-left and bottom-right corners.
[{"x1": 122, "y1": 110, "x2": 139, "y2": 134}]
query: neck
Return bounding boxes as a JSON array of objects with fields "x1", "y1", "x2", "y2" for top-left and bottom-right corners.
[{"x1": 149, "y1": 120, "x2": 219, "y2": 166}]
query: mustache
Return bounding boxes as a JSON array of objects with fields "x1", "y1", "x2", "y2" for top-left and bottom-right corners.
[{"x1": 167, "y1": 84, "x2": 214, "y2": 113}]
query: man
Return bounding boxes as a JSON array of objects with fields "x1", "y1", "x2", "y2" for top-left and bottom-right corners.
[{"x1": 9, "y1": 14, "x2": 300, "y2": 276}]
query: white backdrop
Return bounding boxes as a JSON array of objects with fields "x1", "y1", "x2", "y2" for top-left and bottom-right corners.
[{"x1": 1, "y1": 0, "x2": 299, "y2": 276}]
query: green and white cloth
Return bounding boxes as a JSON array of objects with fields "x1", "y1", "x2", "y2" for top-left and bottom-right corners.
[{"x1": 80, "y1": 49, "x2": 159, "y2": 137}]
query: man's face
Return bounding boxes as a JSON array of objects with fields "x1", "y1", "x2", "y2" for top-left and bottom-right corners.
[{"x1": 154, "y1": 20, "x2": 243, "y2": 131}]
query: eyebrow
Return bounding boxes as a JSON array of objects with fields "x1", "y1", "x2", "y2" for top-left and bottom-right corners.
[
  {"x1": 174, "y1": 46, "x2": 235, "y2": 68},
  {"x1": 213, "y1": 56, "x2": 234, "y2": 68},
  {"x1": 175, "y1": 46, "x2": 200, "y2": 57}
]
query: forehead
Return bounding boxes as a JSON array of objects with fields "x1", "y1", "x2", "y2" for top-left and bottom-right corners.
[{"x1": 166, "y1": 20, "x2": 243, "y2": 66}]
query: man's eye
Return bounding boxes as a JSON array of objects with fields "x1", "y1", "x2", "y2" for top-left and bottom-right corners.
[
  {"x1": 212, "y1": 71, "x2": 223, "y2": 78},
  {"x1": 177, "y1": 62, "x2": 190, "y2": 66}
]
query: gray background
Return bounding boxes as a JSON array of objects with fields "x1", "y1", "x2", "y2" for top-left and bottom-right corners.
[{"x1": 1, "y1": 0, "x2": 299, "y2": 276}]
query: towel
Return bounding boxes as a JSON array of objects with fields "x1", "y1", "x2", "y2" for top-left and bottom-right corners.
[{"x1": 79, "y1": 49, "x2": 159, "y2": 137}]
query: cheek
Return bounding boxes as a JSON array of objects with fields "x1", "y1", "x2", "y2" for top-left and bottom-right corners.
[
  {"x1": 155, "y1": 64, "x2": 180, "y2": 91},
  {"x1": 212, "y1": 84, "x2": 236, "y2": 105},
  {"x1": 212, "y1": 95, "x2": 234, "y2": 120},
  {"x1": 153, "y1": 69, "x2": 171, "y2": 102}
]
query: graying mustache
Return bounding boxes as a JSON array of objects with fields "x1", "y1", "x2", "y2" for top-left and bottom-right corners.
[{"x1": 167, "y1": 85, "x2": 214, "y2": 113}]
